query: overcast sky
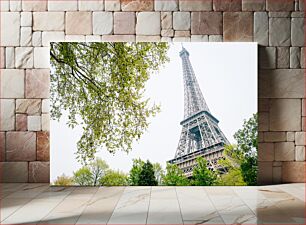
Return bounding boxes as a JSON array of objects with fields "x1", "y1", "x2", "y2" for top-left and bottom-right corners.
[{"x1": 51, "y1": 42, "x2": 257, "y2": 182}]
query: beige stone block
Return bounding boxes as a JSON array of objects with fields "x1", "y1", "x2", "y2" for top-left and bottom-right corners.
[
  {"x1": 301, "y1": 47, "x2": 305, "y2": 69},
  {"x1": 27, "y1": 116, "x2": 41, "y2": 131},
  {"x1": 0, "y1": 69, "x2": 24, "y2": 98},
  {"x1": 258, "y1": 99, "x2": 269, "y2": 112},
  {"x1": 161, "y1": 37, "x2": 172, "y2": 42},
  {"x1": 16, "y1": 99, "x2": 41, "y2": 115},
  {"x1": 8, "y1": 2, "x2": 21, "y2": 12},
  {"x1": 136, "y1": 36, "x2": 161, "y2": 42},
  {"x1": 32, "y1": 31, "x2": 42, "y2": 47},
  {"x1": 0, "y1": 132, "x2": 4, "y2": 161},
  {"x1": 179, "y1": 0, "x2": 212, "y2": 11},
  {"x1": 259, "y1": 47, "x2": 276, "y2": 69},
  {"x1": 191, "y1": 12, "x2": 222, "y2": 35},
  {"x1": 173, "y1": 37, "x2": 190, "y2": 42},
  {"x1": 121, "y1": 0, "x2": 153, "y2": 11},
  {"x1": 42, "y1": 99, "x2": 50, "y2": 113},
  {"x1": 20, "y1": 27, "x2": 32, "y2": 47},
  {"x1": 48, "y1": 0, "x2": 77, "y2": 11},
  {"x1": 258, "y1": 112, "x2": 269, "y2": 131},
  {"x1": 299, "y1": 0, "x2": 304, "y2": 11},
  {"x1": 65, "y1": 35, "x2": 86, "y2": 42},
  {"x1": 270, "y1": 99, "x2": 301, "y2": 131},
  {"x1": 276, "y1": 47, "x2": 289, "y2": 69},
  {"x1": 295, "y1": 146, "x2": 305, "y2": 161},
  {"x1": 242, "y1": 0, "x2": 265, "y2": 11},
  {"x1": 272, "y1": 166, "x2": 282, "y2": 184},
  {"x1": 266, "y1": 0, "x2": 294, "y2": 11},
  {"x1": 161, "y1": 12, "x2": 172, "y2": 29},
  {"x1": 22, "y1": 0, "x2": 47, "y2": 11},
  {"x1": 102, "y1": 35, "x2": 135, "y2": 42},
  {"x1": 114, "y1": 12, "x2": 135, "y2": 35},
  {"x1": 175, "y1": 31, "x2": 190, "y2": 37},
  {"x1": 290, "y1": 47, "x2": 301, "y2": 69},
  {"x1": 42, "y1": 31, "x2": 65, "y2": 47},
  {"x1": 223, "y1": 12, "x2": 253, "y2": 42},
  {"x1": 268, "y1": 12, "x2": 290, "y2": 18},
  {"x1": 259, "y1": 69, "x2": 304, "y2": 98},
  {"x1": 93, "y1": 12, "x2": 113, "y2": 35},
  {"x1": 0, "y1": 99, "x2": 15, "y2": 131},
  {"x1": 0, "y1": 0, "x2": 9, "y2": 11},
  {"x1": 33, "y1": 12, "x2": 65, "y2": 31},
  {"x1": 161, "y1": 29, "x2": 174, "y2": 37},
  {"x1": 173, "y1": 12, "x2": 190, "y2": 31},
  {"x1": 1, "y1": 12, "x2": 20, "y2": 46},
  {"x1": 78, "y1": 0, "x2": 104, "y2": 10},
  {"x1": 42, "y1": 114, "x2": 50, "y2": 131},
  {"x1": 136, "y1": 12, "x2": 160, "y2": 35},
  {"x1": 6, "y1": 132, "x2": 36, "y2": 161},
  {"x1": 258, "y1": 143, "x2": 274, "y2": 161},
  {"x1": 258, "y1": 131, "x2": 264, "y2": 142},
  {"x1": 254, "y1": 12, "x2": 268, "y2": 46},
  {"x1": 34, "y1": 47, "x2": 50, "y2": 69},
  {"x1": 291, "y1": 18, "x2": 304, "y2": 47},
  {"x1": 25, "y1": 69, "x2": 50, "y2": 98},
  {"x1": 275, "y1": 142, "x2": 295, "y2": 161},
  {"x1": 66, "y1": 12, "x2": 92, "y2": 35},
  {"x1": 295, "y1": 132, "x2": 305, "y2": 146},
  {"x1": 213, "y1": 0, "x2": 242, "y2": 11},
  {"x1": 264, "y1": 132, "x2": 286, "y2": 142},
  {"x1": 5, "y1": 47, "x2": 15, "y2": 69},
  {"x1": 85, "y1": 35, "x2": 102, "y2": 42},
  {"x1": 105, "y1": 0, "x2": 120, "y2": 11},
  {"x1": 0, "y1": 162, "x2": 28, "y2": 182},
  {"x1": 287, "y1": 132, "x2": 295, "y2": 142},
  {"x1": 15, "y1": 47, "x2": 33, "y2": 68},
  {"x1": 282, "y1": 162, "x2": 305, "y2": 182},
  {"x1": 0, "y1": 48, "x2": 4, "y2": 69},
  {"x1": 191, "y1": 35, "x2": 208, "y2": 42},
  {"x1": 21, "y1": 12, "x2": 32, "y2": 27},
  {"x1": 208, "y1": 35, "x2": 222, "y2": 42},
  {"x1": 16, "y1": 114, "x2": 27, "y2": 131},
  {"x1": 269, "y1": 18, "x2": 291, "y2": 46},
  {"x1": 257, "y1": 162, "x2": 273, "y2": 185},
  {"x1": 155, "y1": 0, "x2": 178, "y2": 11},
  {"x1": 37, "y1": 131, "x2": 49, "y2": 161},
  {"x1": 29, "y1": 161, "x2": 50, "y2": 183},
  {"x1": 303, "y1": 99, "x2": 305, "y2": 117}
]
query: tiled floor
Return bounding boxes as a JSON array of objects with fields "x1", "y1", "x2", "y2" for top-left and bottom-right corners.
[{"x1": 0, "y1": 183, "x2": 305, "y2": 224}]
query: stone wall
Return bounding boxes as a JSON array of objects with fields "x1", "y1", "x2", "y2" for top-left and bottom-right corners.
[{"x1": 0, "y1": 0, "x2": 305, "y2": 184}]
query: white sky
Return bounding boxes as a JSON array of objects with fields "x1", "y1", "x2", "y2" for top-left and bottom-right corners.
[{"x1": 51, "y1": 42, "x2": 257, "y2": 182}]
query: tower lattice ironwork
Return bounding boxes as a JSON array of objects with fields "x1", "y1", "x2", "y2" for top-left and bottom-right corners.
[{"x1": 168, "y1": 47, "x2": 229, "y2": 177}]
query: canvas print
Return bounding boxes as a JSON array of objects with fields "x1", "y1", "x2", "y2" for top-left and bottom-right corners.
[{"x1": 50, "y1": 42, "x2": 257, "y2": 186}]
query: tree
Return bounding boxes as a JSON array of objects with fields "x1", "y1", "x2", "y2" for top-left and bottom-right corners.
[
  {"x1": 50, "y1": 43, "x2": 169, "y2": 163},
  {"x1": 128, "y1": 158, "x2": 145, "y2": 185},
  {"x1": 138, "y1": 160, "x2": 158, "y2": 186},
  {"x1": 192, "y1": 157, "x2": 217, "y2": 186},
  {"x1": 216, "y1": 169, "x2": 246, "y2": 186},
  {"x1": 153, "y1": 163, "x2": 164, "y2": 185},
  {"x1": 162, "y1": 163, "x2": 189, "y2": 186},
  {"x1": 53, "y1": 174, "x2": 74, "y2": 186},
  {"x1": 99, "y1": 170, "x2": 128, "y2": 186},
  {"x1": 73, "y1": 167, "x2": 92, "y2": 186}
]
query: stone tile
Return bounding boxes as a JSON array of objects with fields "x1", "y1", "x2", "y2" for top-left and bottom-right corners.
[
  {"x1": 275, "y1": 142, "x2": 295, "y2": 161},
  {"x1": 20, "y1": 27, "x2": 32, "y2": 47},
  {"x1": 291, "y1": 12, "x2": 305, "y2": 17},
  {"x1": 0, "y1": 162, "x2": 28, "y2": 182},
  {"x1": 295, "y1": 146, "x2": 305, "y2": 161},
  {"x1": 0, "y1": 48, "x2": 4, "y2": 69},
  {"x1": 66, "y1": 12, "x2": 92, "y2": 35},
  {"x1": 25, "y1": 69, "x2": 50, "y2": 99},
  {"x1": 121, "y1": 0, "x2": 153, "y2": 11},
  {"x1": 105, "y1": 0, "x2": 120, "y2": 11},
  {"x1": 208, "y1": 35, "x2": 223, "y2": 42},
  {"x1": 136, "y1": 12, "x2": 160, "y2": 35},
  {"x1": 276, "y1": 47, "x2": 289, "y2": 68},
  {"x1": 114, "y1": 12, "x2": 135, "y2": 35},
  {"x1": 42, "y1": 31, "x2": 65, "y2": 47},
  {"x1": 223, "y1": 12, "x2": 253, "y2": 42},
  {"x1": 65, "y1": 35, "x2": 86, "y2": 42},
  {"x1": 29, "y1": 162, "x2": 50, "y2": 183},
  {"x1": 179, "y1": 0, "x2": 212, "y2": 11},
  {"x1": 258, "y1": 143, "x2": 274, "y2": 161},
  {"x1": 257, "y1": 162, "x2": 273, "y2": 185},
  {"x1": 136, "y1": 35, "x2": 161, "y2": 42},
  {"x1": 41, "y1": 114, "x2": 50, "y2": 131},
  {"x1": 282, "y1": 162, "x2": 305, "y2": 182},
  {"x1": 301, "y1": 47, "x2": 305, "y2": 69},
  {"x1": 191, "y1": 12, "x2": 222, "y2": 35},
  {"x1": 161, "y1": 12, "x2": 172, "y2": 29},
  {"x1": 173, "y1": 12, "x2": 190, "y2": 30},
  {"x1": 269, "y1": 18, "x2": 291, "y2": 46},
  {"x1": 259, "y1": 69, "x2": 304, "y2": 98},
  {"x1": 175, "y1": 31, "x2": 190, "y2": 37},
  {"x1": 33, "y1": 12, "x2": 65, "y2": 31},
  {"x1": 78, "y1": 0, "x2": 104, "y2": 10},
  {"x1": 22, "y1": 0, "x2": 47, "y2": 11},
  {"x1": 303, "y1": 99, "x2": 305, "y2": 117},
  {"x1": 264, "y1": 132, "x2": 286, "y2": 142},
  {"x1": 258, "y1": 112, "x2": 269, "y2": 131},
  {"x1": 0, "y1": 99, "x2": 15, "y2": 131},
  {"x1": 34, "y1": 47, "x2": 50, "y2": 69},
  {"x1": 42, "y1": 99, "x2": 50, "y2": 113},
  {"x1": 1, "y1": 0, "x2": 9, "y2": 11},
  {"x1": 48, "y1": 0, "x2": 77, "y2": 11},
  {"x1": 85, "y1": 35, "x2": 102, "y2": 42},
  {"x1": 16, "y1": 99, "x2": 41, "y2": 115},
  {"x1": 37, "y1": 131, "x2": 49, "y2": 161},
  {"x1": 161, "y1": 37, "x2": 172, "y2": 42},
  {"x1": 191, "y1": 35, "x2": 208, "y2": 42},
  {"x1": 259, "y1": 47, "x2": 276, "y2": 69},
  {"x1": 290, "y1": 47, "x2": 301, "y2": 69},
  {"x1": 6, "y1": 132, "x2": 36, "y2": 161},
  {"x1": 272, "y1": 166, "x2": 282, "y2": 184},
  {"x1": 27, "y1": 116, "x2": 41, "y2": 131},
  {"x1": 1, "y1": 12, "x2": 20, "y2": 46},
  {"x1": 266, "y1": 0, "x2": 294, "y2": 11},
  {"x1": 242, "y1": 0, "x2": 265, "y2": 11},
  {"x1": 15, "y1": 47, "x2": 33, "y2": 68},
  {"x1": 161, "y1": 29, "x2": 174, "y2": 37},
  {"x1": 5, "y1": 47, "x2": 14, "y2": 69},
  {"x1": 268, "y1": 12, "x2": 290, "y2": 17},
  {"x1": 21, "y1": 12, "x2": 32, "y2": 27},
  {"x1": 155, "y1": 0, "x2": 178, "y2": 11},
  {"x1": 32, "y1": 31, "x2": 42, "y2": 47},
  {"x1": 295, "y1": 132, "x2": 305, "y2": 146},
  {"x1": 258, "y1": 99, "x2": 269, "y2": 112},
  {"x1": 0, "y1": 69, "x2": 24, "y2": 98},
  {"x1": 270, "y1": 99, "x2": 301, "y2": 131},
  {"x1": 16, "y1": 114, "x2": 27, "y2": 131},
  {"x1": 102, "y1": 35, "x2": 135, "y2": 42},
  {"x1": 287, "y1": 132, "x2": 295, "y2": 142},
  {"x1": 291, "y1": 18, "x2": 304, "y2": 47},
  {"x1": 0, "y1": 132, "x2": 4, "y2": 161},
  {"x1": 213, "y1": 0, "x2": 242, "y2": 11},
  {"x1": 254, "y1": 12, "x2": 268, "y2": 46},
  {"x1": 93, "y1": 12, "x2": 113, "y2": 35},
  {"x1": 299, "y1": 0, "x2": 304, "y2": 11},
  {"x1": 173, "y1": 37, "x2": 190, "y2": 42}
]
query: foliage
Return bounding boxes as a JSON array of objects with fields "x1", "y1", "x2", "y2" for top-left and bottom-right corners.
[
  {"x1": 138, "y1": 161, "x2": 158, "y2": 186},
  {"x1": 153, "y1": 163, "x2": 165, "y2": 185},
  {"x1": 50, "y1": 42, "x2": 170, "y2": 163},
  {"x1": 192, "y1": 157, "x2": 217, "y2": 186},
  {"x1": 73, "y1": 167, "x2": 92, "y2": 186},
  {"x1": 99, "y1": 170, "x2": 129, "y2": 186},
  {"x1": 216, "y1": 169, "x2": 246, "y2": 186},
  {"x1": 128, "y1": 158, "x2": 145, "y2": 185},
  {"x1": 53, "y1": 174, "x2": 74, "y2": 186},
  {"x1": 162, "y1": 163, "x2": 189, "y2": 186}
]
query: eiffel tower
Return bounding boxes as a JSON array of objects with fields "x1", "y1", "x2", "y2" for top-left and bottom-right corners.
[{"x1": 168, "y1": 47, "x2": 230, "y2": 178}]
